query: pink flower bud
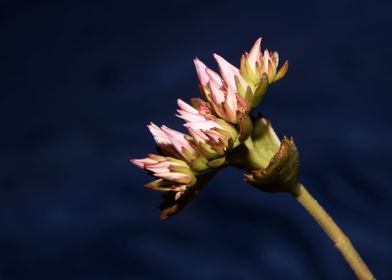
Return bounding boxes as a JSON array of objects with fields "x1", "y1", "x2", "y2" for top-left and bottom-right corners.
[
  {"x1": 193, "y1": 56, "x2": 251, "y2": 124},
  {"x1": 176, "y1": 99, "x2": 237, "y2": 159},
  {"x1": 242, "y1": 38, "x2": 288, "y2": 84},
  {"x1": 147, "y1": 123, "x2": 182, "y2": 159},
  {"x1": 247, "y1": 37, "x2": 262, "y2": 73},
  {"x1": 160, "y1": 126, "x2": 201, "y2": 163},
  {"x1": 130, "y1": 155, "x2": 196, "y2": 194},
  {"x1": 194, "y1": 58, "x2": 210, "y2": 87},
  {"x1": 213, "y1": 53, "x2": 248, "y2": 93},
  {"x1": 148, "y1": 122, "x2": 207, "y2": 167}
]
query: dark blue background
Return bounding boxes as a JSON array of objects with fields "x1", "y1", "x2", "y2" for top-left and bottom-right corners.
[{"x1": 1, "y1": 1, "x2": 391, "y2": 279}]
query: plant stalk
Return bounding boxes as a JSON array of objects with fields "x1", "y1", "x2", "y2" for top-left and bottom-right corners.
[{"x1": 291, "y1": 183, "x2": 375, "y2": 280}]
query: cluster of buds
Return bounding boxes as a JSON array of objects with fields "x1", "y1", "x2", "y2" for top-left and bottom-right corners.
[
  {"x1": 129, "y1": 38, "x2": 376, "y2": 280},
  {"x1": 131, "y1": 38, "x2": 290, "y2": 217}
]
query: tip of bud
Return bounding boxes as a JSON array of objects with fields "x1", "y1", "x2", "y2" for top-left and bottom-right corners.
[
  {"x1": 194, "y1": 58, "x2": 210, "y2": 86},
  {"x1": 213, "y1": 53, "x2": 231, "y2": 68},
  {"x1": 212, "y1": 53, "x2": 223, "y2": 62},
  {"x1": 254, "y1": 37, "x2": 262, "y2": 46},
  {"x1": 193, "y1": 57, "x2": 206, "y2": 67},
  {"x1": 177, "y1": 98, "x2": 184, "y2": 107},
  {"x1": 129, "y1": 158, "x2": 144, "y2": 168}
]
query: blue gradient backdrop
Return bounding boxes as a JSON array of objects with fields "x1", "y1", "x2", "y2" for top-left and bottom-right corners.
[{"x1": 1, "y1": 1, "x2": 391, "y2": 279}]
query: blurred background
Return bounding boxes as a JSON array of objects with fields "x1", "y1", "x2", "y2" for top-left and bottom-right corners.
[{"x1": 1, "y1": 0, "x2": 391, "y2": 279}]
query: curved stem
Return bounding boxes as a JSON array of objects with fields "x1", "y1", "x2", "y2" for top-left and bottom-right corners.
[{"x1": 291, "y1": 183, "x2": 375, "y2": 280}]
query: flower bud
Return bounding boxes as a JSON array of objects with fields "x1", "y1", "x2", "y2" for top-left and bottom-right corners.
[
  {"x1": 241, "y1": 38, "x2": 289, "y2": 84},
  {"x1": 193, "y1": 58, "x2": 250, "y2": 124},
  {"x1": 240, "y1": 38, "x2": 289, "y2": 107},
  {"x1": 130, "y1": 155, "x2": 197, "y2": 197},
  {"x1": 177, "y1": 99, "x2": 238, "y2": 162},
  {"x1": 148, "y1": 123, "x2": 207, "y2": 170},
  {"x1": 213, "y1": 53, "x2": 249, "y2": 97}
]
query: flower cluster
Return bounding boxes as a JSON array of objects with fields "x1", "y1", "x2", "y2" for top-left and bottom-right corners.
[{"x1": 131, "y1": 38, "x2": 288, "y2": 203}]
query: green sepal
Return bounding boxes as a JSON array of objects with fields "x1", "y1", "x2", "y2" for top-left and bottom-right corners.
[
  {"x1": 215, "y1": 119, "x2": 238, "y2": 140},
  {"x1": 206, "y1": 156, "x2": 226, "y2": 168},
  {"x1": 239, "y1": 55, "x2": 248, "y2": 79},
  {"x1": 245, "y1": 59, "x2": 256, "y2": 82},
  {"x1": 222, "y1": 102, "x2": 236, "y2": 123},
  {"x1": 240, "y1": 55, "x2": 260, "y2": 86},
  {"x1": 189, "y1": 156, "x2": 209, "y2": 172},
  {"x1": 198, "y1": 141, "x2": 221, "y2": 159},
  {"x1": 273, "y1": 60, "x2": 289, "y2": 83},
  {"x1": 169, "y1": 165, "x2": 194, "y2": 176},
  {"x1": 244, "y1": 137, "x2": 300, "y2": 193},
  {"x1": 235, "y1": 75, "x2": 247, "y2": 98},
  {"x1": 144, "y1": 179, "x2": 174, "y2": 192},
  {"x1": 252, "y1": 73, "x2": 269, "y2": 107},
  {"x1": 244, "y1": 86, "x2": 253, "y2": 110},
  {"x1": 181, "y1": 144, "x2": 205, "y2": 166}
]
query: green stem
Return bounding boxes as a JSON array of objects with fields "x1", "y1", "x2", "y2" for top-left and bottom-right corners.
[{"x1": 291, "y1": 183, "x2": 375, "y2": 280}]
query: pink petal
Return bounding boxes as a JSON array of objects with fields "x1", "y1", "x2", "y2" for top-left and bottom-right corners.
[
  {"x1": 263, "y1": 50, "x2": 270, "y2": 71},
  {"x1": 161, "y1": 126, "x2": 196, "y2": 155},
  {"x1": 205, "y1": 130, "x2": 225, "y2": 143},
  {"x1": 209, "y1": 81, "x2": 225, "y2": 104},
  {"x1": 184, "y1": 120, "x2": 221, "y2": 131},
  {"x1": 176, "y1": 99, "x2": 207, "y2": 123},
  {"x1": 146, "y1": 163, "x2": 170, "y2": 173},
  {"x1": 194, "y1": 58, "x2": 210, "y2": 87},
  {"x1": 205, "y1": 68, "x2": 223, "y2": 88},
  {"x1": 186, "y1": 127, "x2": 208, "y2": 142},
  {"x1": 213, "y1": 53, "x2": 247, "y2": 91},
  {"x1": 130, "y1": 157, "x2": 157, "y2": 169},
  {"x1": 225, "y1": 86, "x2": 238, "y2": 113},
  {"x1": 177, "y1": 99, "x2": 198, "y2": 114},
  {"x1": 177, "y1": 110, "x2": 206, "y2": 123},
  {"x1": 247, "y1": 38, "x2": 262, "y2": 72},
  {"x1": 147, "y1": 123, "x2": 171, "y2": 146}
]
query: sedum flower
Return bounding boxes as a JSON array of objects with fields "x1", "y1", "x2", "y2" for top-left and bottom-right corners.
[
  {"x1": 147, "y1": 123, "x2": 208, "y2": 171},
  {"x1": 147, "y1": 123, "x2": 182, "y2": 159},
  {"x1": 194, "y1": 58, "x2": 250, "y2": 124},
  {"x1": 241, "y1": 37, "x2": 288, "y2": 84},
  {"x1": 176, "y1": 99, "x2": 238, "y2": 160},
  {"x1": 195, "y1": 39, "x2": 288, "y2": 111},
  {"x1": 130, "y1": 154, "x2": 196, "y2": 200}
]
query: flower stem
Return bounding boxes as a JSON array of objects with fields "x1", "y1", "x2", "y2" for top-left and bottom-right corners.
[{"x1": 291, "y1": 183, "x2": 375, "y2": 280}]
